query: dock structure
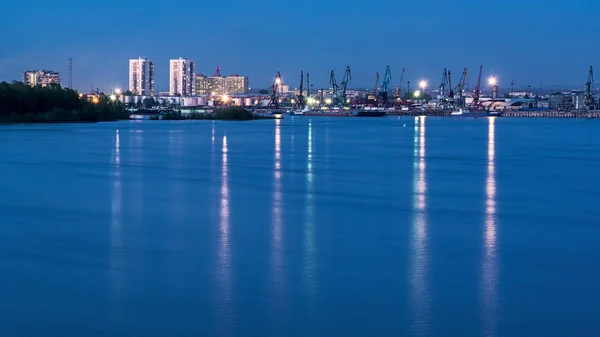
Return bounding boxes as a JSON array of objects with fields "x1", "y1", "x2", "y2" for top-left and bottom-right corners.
[
  {"x1": 500, "y1": 110, "x2": 600, "y2": 118},
  {"x1": 386, "y1": 110, "x2": 600, "y2": 118}
]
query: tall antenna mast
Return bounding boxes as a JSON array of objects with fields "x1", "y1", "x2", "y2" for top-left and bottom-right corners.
[{"x1": 68, "y1": 57, "x2": 73, "y2": 89}]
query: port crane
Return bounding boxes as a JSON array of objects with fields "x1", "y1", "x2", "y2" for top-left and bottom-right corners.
[
  {"x1": 584, "y1": 66, "x2": 595, "y2": 110},
  {"x1": 296, "y1": 71, "x2": 305, "y2": 108},
  {"x1": 380, "y1": 66, "x2": 392, "y2": 105},
  {"x1": 469, "y1": 65, "x2": 483, "y2": 110},
  {"x1": 306, "y1": 72, "x2": 310, "y2": 100},
  {"x1": 269, "y1": 71, "x2": 282, "y2": 108},
  {"x1": 372, "y1": 72, "x2": 379, "y2": 99},
  {"x1": 448, "y1": 70, "x2": 454, "y2": 98},
  {"x1": 329, "y1": 70, "x2": 339, "y2": 106},
  {"x1": 439, "y1": 68, "x2": 450, "y2": 97},
  {"x1": 454, "y1": 68, "x2": 468, "y2": 98},
  {"x1": 398, "y1": 68, "x2": 405, "y2": 99},
  {"x1": 338, "y1": 66, "x2": 352, "y2": 106}
]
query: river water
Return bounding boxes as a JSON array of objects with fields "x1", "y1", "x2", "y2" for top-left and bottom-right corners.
[{"x1": 0, "y1": 117, "x2": 598, "y2": 337}]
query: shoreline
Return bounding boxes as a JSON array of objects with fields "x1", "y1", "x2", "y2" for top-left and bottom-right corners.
[{"x1": 386, "y1": 110, "x2": 600, "y2": 118}]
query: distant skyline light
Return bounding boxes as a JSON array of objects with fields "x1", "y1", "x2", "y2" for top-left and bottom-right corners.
[{"x1": 1, "y1": 0, "x2": 600, "y2": 92}]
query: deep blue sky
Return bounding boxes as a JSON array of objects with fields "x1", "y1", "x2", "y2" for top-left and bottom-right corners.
[{"x1": 1, "y1": 0, "x2": 599, "y2": 92}]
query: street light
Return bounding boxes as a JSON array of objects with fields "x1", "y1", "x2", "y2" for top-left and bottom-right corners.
[
  {"x1": 414, "y1": 90, "x2": 421, "y2": 98},
  {"x1": 114, "y1": 88, "x2": 122, "y2": 95},
  {"x1": 110, "y1": 94, "x2": 117, "y2": 101},
  {"x1": 489, "y1": 77, "x2": 499, "y2": 99},
  {"x1": 419, "y1": 80, "x2": 427, "y2": 92}
]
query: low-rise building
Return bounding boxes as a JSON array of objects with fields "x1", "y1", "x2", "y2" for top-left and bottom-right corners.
[{"x1": 23, "y1": 70, "x2": 61, "y2": 87}]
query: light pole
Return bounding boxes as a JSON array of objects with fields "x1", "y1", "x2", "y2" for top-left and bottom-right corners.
[
  {"x1": 510, "y1": 80, "x2": 514, "y2": 98},
  {"x1": 419, "y1": 80, "x2": 427, "y2": 102},
  {"x1": 488, "y1": 77, "x2": 498, "y2": 99}
]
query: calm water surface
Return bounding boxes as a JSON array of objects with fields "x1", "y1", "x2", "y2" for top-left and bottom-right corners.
[{"x1": 0, "y1": 117, "x2": 598, "y2": 336}]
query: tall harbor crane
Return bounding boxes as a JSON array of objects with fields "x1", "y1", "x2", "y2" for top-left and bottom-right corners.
[
  {"x1": 269, "y1": 71, "x2": 282, "y2": 108},
  {"x1": 368, "y1": 72, "x2": 379, "y2": 103},
  {"x1": 329, "y1": 70, "x2": 338, "y2": 106},
  {"x1": 454, "y1": 68, "x2": 468, "y2": 107},
  {"x1": 448, "y1": 70, "x2": 454, "y2": 98},
  {"x1": 380, "y1": 66, "x2": 392, "y2": 104},
  {"x1": 296, "y1": 71, "x2": 305, "y2": 108},
  {"x1": 470, "y1": 65, "x2": 483, "y2": 110},
  {"x1": 439, "y1": 68, "x2": 450, "y2": 97},
  {"x1": 398, "y1": 68, "x2": 405, "y2": 98},
  {"x1": 338, "y1": 66, "x2": 352, "y2": 106},
  {"x1": 306, "y1": 72, "x2": 310, "y2": 99},
  {"x1": 584, "y1": 66, "x2": 595, "y2": 110}
]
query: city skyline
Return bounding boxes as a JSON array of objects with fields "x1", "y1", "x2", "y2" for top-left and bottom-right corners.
[{"x1": 2, "y1": 0, "x2": 600, "y2": 91}]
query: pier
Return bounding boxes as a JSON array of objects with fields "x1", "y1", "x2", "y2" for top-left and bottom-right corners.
[{"x1": 387, "y1": 110, "x2": 600, "y2": 118}]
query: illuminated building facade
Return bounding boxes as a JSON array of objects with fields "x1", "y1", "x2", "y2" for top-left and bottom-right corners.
[
  {"x1": 129, "y1": 57, "x2": 155, "y2": 96},
  {"x1": 23, "y1": 70, "x2": 60, "y2": 87},
  {"x1": 196, "y1": 72, "x2": 249, "y2": 95},
  {"x1": 170, "y1": 57, "x2": 196, "y2": 96}
]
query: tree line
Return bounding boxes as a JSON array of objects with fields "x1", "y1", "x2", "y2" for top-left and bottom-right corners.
[{"x1": 0, "y1": 81, "x2": 129, "y2": 123}]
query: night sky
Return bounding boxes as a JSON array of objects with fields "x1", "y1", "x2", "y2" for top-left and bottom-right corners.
[{"x1": 1, "y1": 0, "x2": 599, "y2": 92}]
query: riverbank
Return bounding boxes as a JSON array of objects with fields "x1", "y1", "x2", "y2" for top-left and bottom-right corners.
[
  {"x1": 0, "y1": 82, "x2": 129, "y2": 123},
  {"x1": 152, "y1": 107, "x2": 275, "y2": 121}
]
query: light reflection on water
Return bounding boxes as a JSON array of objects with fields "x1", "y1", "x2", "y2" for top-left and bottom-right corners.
[
  {"x1": 270, "y1": 119, "x2": 285, "y2": 314},
  {"x1": 410, "y1": 116, "x2": 429, "y2": 336},
  {"x1": 304, "y1": 120, "x2": 317, "y2": 308},
  {"x1": 217, "y1": 134, "x2": 233, "y2": 335},
  {"x1": 481, "y1": 117, "x2": 498, "y2": 337},
  {"x1": 109, "y1": 129, "x2": 122, "y2": 306}
]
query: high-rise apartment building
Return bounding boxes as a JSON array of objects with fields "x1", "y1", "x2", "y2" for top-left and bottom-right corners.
[
  {"x1": 170, "y1": 58, "x2": 196, "y2": 96},
  {"x1": 23, "y1": 70, "x2": 61, "y2": 87},
  {"x1": 129, "y1": 57, "x2": 155, "y2": 96},
  {"x1": 196, "y1": 67, "x2": 249, "y2": 95}
]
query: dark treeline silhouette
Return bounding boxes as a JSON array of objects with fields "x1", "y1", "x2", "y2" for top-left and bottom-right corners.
[{"x1": 0, "y1": 81, "x2": 129, "y2": 123}]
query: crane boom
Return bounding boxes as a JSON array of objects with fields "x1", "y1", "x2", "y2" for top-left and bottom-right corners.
[
  {"x1": 440, "y1": 68, "x2": 449, "y2": 97},
  {"x1": 306, "y1": 72, "x2": 310, "y2": 98},
  {"x1": 269, "y1": 71, "x2": 282, "y2": 108},
  {"x1": 380, "y1": 66, "x2": 392, "y2": 104},
  {"x1": 584, "y1": 66, "x2": 595, "y2": 109},
  {"x1": 470, "y1": 65, "x2": 483, "y2": 109},
  {"x1": 373, "y1": 72, "x2": 379, "y2": 96},
  {"x1": 399, "y1": 68, "x2": 405, "y2": 97},
  {"x1": 339, "y1": 65, "x2": 352, "y2": 106},
  {"x1": 296, "y1": 71, "x2": 305, "y2": 108},
  {"x1": 448, "y1": 70, "x2": 454, "y2": 98},
  {"x1": 329, "y1": 70, "x2": 338, "y2": 105}
]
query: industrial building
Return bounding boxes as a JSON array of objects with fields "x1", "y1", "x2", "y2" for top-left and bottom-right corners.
[
  {"x1": 129, "y1": 57, "x2": 155, "y2": 96},
  {"x1": 23, "y1": 70, "x2": 60, "y2": 87},
  {"x1": 170, "y1": 57, "x2": 196, "y2": 96},
  {"x1": 196, "y1": 67, "x2": 249, "y2": 95}
]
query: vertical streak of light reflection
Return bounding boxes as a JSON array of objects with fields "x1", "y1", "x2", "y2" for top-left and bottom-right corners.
[
  {"x1": 304, "y1": 120, "x2": 317, "y2": 309},
  {"x1": 270, "y1": 119, "x2": 285, "y2": 312},
  {"x1": 410, "y1": 116, "x2": 429, "y2": 336},
  {"x1": 481, "y1": 117, "x2": 498, "y2": 337},
  {"x1": 109, "y1": 129, "x2": 123, "y2": 307},
  {"x1": 217, "y1": 135, "x2": 233, "y2": 336}
]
